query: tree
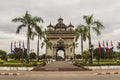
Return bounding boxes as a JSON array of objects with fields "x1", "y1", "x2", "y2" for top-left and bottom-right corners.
[
  {"x1": 83, "y1": 15, "x2": 104, "y2": 64},
  {"x1": 75, "y1": 54, "x2": 82, "y2": 59},
  {"x1": 75, "y1": 25, "x2": 88, "y2": 55},
  {"x1": 82, "y1": 50, "x2": 89, "y2": 64},
  {"x1": 117, "y1": 42, "x2": 120, "y2": 51},
  {"x1": 39, "y1": 54, "x2": 46, "y2": 59},
  {"x1": 56, "y1": 56, "x2": 63, "y2": 60},
  {"x1": 41, "y1": 38, "x2": 52, "y2": 59},
  {"x1": 69, "y1": 42, "x2": 78, "y2": 59},
  {"x1": 0, "y1": 50, "x2": 7, "y2": 61},
  {"x1": 12, "y1": 11, "x2": 43, "y2": 64},
  {"x1": 41, "y1": 38, "x2": 52, "y2": 49},
  {"x1": 36, "y1": 29, "x2": 45, "y2": 62},
  {"x1": 31, "y1": 22, "x2": 44, "y2": 62},
  {"x1": 8, "y1": 53, "x2": 14, "y2": 59},
  {"x1": 117, "y1": 42, "x2": 120, "y2": 59},
  {"x1": 30, "y1": 52, "x2": 36, "y2": 61}
]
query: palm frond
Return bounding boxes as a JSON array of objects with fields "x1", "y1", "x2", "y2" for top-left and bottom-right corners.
[
  {"x1": 28, "y1": 28, "x2": 35, "y2": 39},
  {"x1": 16, "y1": 24, "x2": 26, "y2": 34},
  {"x1": 92, "y1": 27, "x2": 100, "y2": 35},
  {"x1": 93, "y1": 21, "x2": 104, "y2": 29},
  {"x1": 33, "y1": 16, "x2": 44, "y2": 23},
  {"x1": 83, "y1": 15, "x2": 93, "y2": 25},
  {"x1": 75, "y1": 25, "x2": 88, "y2": 41},
  {"x1": 69, "y1": 42, "x2": 78, "y2": 48},
  {"x1": 41, "y1": 37, "x2": 52, "y2": 49},
  {"x1": 41, "y1": 42, "x2": 45, "y2": 48},
  {"x1": 31, "y1": 32, "x2": 37, "y2": 40},
  {"x1": 117, "y1": 42, "x2": 120, "y2": 50},
  {"x1": 75, "y1": 33, "x2": 80, "y2": 42},
  {"x1": 12, "y1": 17, "x2": 26, "y2": 23},
  {"x1": 24, "y1": 11, "x2": 32, "y2": 24},
  {"x1": 47, "y1": 42, "x2": 52, "y2": 49}
]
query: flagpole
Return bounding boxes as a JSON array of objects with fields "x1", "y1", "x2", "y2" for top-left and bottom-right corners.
[
  {"x1": 21, "y1": 41, "x2": 24, "y2": 63},
  {"x1": 98, "y1": 41, "x2": 101, "y2": 64},
  {"x1": 11, "y1": 41, "x2": 13, "y2": 53},
  {"x1": 14, "y1": 41, "x2": 16, "y2": 60},
  {"x1": 103, "y1": 41, "x2": 105, "y2": 59}
]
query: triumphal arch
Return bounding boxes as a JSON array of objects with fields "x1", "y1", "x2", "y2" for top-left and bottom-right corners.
[{"x1": 46, "y1": 18, "x2": 75, "y2": 60}]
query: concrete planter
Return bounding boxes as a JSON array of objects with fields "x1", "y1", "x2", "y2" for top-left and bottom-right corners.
[
  {"x1": 0, "y1": 67, "x2": 34, "y2": 71},
  {"x1": 85, "y1": 66, "x2": 120, "y2": 70}
]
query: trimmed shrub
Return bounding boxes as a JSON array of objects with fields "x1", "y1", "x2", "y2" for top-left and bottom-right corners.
[
  {"x1": 7, "y1": 60, "x2": 21, "y2": 63},
  {"x1": 0, "y1": 60, "x2": 4, "y2": 64}
]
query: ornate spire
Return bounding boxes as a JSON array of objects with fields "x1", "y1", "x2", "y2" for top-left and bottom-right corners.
[
  {"x1": 47, "y1": 22, "x2": 53, "y2": 27},
  {"x1": 68, "y1": 22, "x2": 74, "y2": 27},
  {"x1": 58, "y1": 17, "x2": 63, "y2": 23}
]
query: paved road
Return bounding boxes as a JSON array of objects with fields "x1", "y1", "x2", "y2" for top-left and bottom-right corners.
[
  {"x1": 0, "y1": 74, "x2": 120, "y2": 80},
  {"x1": 1, "y1": 70, "x2": 120, "y2": 80}
]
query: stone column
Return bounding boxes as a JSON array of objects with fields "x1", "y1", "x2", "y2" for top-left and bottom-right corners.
[
  {"x1": 53, "y1": 47, "x2": 56, "y2": 59},
  {"x1": 65, "y1": 47, "x2": 69, "y2": 59},
  {"x1": 72, "y1": 47, "x2": 75, "y2": 59}
]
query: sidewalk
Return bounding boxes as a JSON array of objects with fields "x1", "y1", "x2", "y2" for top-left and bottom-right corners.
[{"x1": 0, "y1": 69, "x2": 120, "y2": 76}]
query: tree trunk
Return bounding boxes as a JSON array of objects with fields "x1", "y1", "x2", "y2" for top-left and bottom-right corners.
[
  {"x1": 81, "y1": 36, "x2": 83, "y2": 61},
  {"x1": 88, "y1": 26, "x2": 92, "y2": 64},
  {"x1": 88, "y1": 26, "x2": 92, "y2": 49},
  {"x1": 81, "y1": 37, "x2": 83, "y2": 54},
  {"x1": 37, "y1": 35, "x2": 39, "y2": 62},
  {"x1": 26, "y1": 25, "x2": 30, "y2": 64}
]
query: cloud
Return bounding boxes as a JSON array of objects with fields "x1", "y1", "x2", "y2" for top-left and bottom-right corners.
[{"x1": 0, "y1": 0, "x2": 120, "y2": 54}]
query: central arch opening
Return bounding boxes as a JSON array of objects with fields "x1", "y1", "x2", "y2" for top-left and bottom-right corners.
[{"x1": 56, "y1": 48, "x2": 65, "y2": 61}]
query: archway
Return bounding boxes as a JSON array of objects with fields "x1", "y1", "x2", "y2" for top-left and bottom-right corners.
[{"x1": 56, "y1": 48, "x2": 65, "y2": 61}]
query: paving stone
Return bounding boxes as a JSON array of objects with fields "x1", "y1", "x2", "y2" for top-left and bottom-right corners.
[{"x1": 32, "y1": 61, "x2": 91, "y2": 71}]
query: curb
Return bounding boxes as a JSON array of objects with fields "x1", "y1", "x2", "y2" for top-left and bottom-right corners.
[
  {"x1": 95, "y1": 72, "x2": 120, "y2": 75},
  {"x1": 0, "y1": 73, "x2": 20, "y2": 76}
]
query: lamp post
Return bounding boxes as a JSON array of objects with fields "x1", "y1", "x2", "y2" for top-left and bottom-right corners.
[{"x1": 89, "y1": 44, "x2": 94, "y2": 64}]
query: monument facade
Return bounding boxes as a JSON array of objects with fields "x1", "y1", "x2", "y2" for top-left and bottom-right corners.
[{"x1": 46, "y1": 18, "x2": 75, "y2": 60}]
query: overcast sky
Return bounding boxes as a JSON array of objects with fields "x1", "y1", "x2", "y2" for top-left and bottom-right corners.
[{"x1": 0, "y1": 0, "x2": 120, "y2": 54}]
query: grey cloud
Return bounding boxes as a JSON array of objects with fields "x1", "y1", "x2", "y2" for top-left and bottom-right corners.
[{"x1": 0, "y1": 0, "x2": 120, "y2": 53}]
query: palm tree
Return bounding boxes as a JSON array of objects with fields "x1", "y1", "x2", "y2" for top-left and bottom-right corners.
[
  {"x1": 12, "y1": 11, "x2": 43, "y2": 64},
  {"x1": 41, "y1": 38, "x2": 52, "y2": 49},
  {"x1": 69, "y1": 42, "x2": 78, "y2": 59},
  {"x1": 75, "y1": 25, "x2": 88, "y2": 55},
  {"x1": 82, "y1": 50, "x2": 89, "y2": 64},
  {"x1": 117, "y1": 42, "x2": 120, "y2": 51},
  {"x1": 32, "y1": 27, "x2": 45, "y2": 62},
  {"x1": 36, "y1": 28, "x2": 44, "y2": 62},
  {"x1": 83, "y1": 15, "x2": 104, "y2": 64},
  {"x1": 41, "y1": 38, "x2": 52, "y2": 58}
]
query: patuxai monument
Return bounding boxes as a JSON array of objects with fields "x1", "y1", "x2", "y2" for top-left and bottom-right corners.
[{"x1": 46, "y1": 17, "x2": 75, "y2": 60}]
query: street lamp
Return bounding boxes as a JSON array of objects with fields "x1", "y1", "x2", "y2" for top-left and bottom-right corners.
[{"x1": 89, "y1": 44, "x2": 94, "y2": 64}]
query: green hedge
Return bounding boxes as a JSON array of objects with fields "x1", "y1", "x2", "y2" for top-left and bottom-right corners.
[
  {"x1": 82, "y1": 63, "x2": 120, "y2": 66},
  {"x1": 0, "y1": 60, "x2": 4, "y2": 64},
  {"x1": 0, "y1": 61, "x2": 45, "y2": 67},
  {"x1": 0, "y1": 64, "x2": 33, "y2": 67},
  {"x1": 72, "y1": 60, "x2": 120, "y2": 66},
  {"x1": 94, "y1": 59, "x2": 116, "y2": 62},
  {"x1": 7, "y1": 60, "x2": 23, "y2": 63}
]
